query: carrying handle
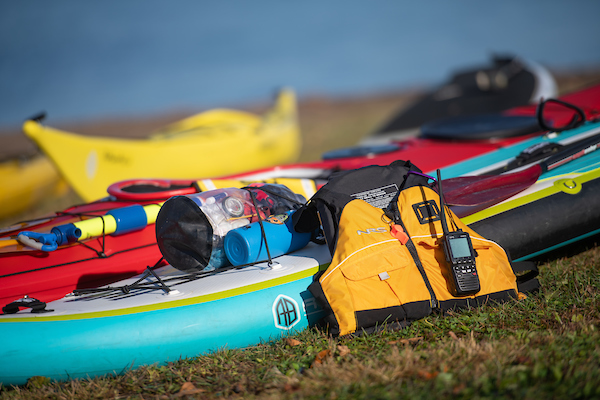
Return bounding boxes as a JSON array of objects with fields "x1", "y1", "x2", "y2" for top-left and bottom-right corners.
[
  {"x1": 2, "y1": 296, "x2": 53, "y2": 314},
  {"x1": 536, "y1": 98, "x2": 586, "y2": 132},
  {"x1": 17, "y1": 232, "x2": 58, "y2": 252}
]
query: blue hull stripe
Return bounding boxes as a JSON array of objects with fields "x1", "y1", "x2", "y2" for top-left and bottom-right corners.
[
  {"x1": 0, "y1": 276, "x2": 323, "y2": 385},
  {"x1": 514, "y1": 227, "x2": 600, "y2": 261}
]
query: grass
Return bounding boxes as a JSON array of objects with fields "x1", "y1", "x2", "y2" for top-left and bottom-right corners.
[{"x1": 1, "y1": 240, "x2": 599, "y2": 399}]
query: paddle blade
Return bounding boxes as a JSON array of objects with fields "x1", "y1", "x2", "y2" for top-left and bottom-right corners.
[{"x1": 442, "y1": 164, "x2": 542, "y2": 217}]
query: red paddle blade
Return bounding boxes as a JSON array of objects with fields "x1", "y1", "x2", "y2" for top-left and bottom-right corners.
[{"x1": 442, "y1": 164, "x2": 542, "y2": 217}]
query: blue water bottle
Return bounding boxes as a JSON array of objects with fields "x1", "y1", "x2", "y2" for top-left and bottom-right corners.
[{"x1": 224, "y1": 211, "x2": 311, "y2": 266}]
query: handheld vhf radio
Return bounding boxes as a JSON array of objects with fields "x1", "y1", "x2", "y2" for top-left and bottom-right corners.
[{"x1": 436, "y1": 169, "x2": 480, "y2": 296}]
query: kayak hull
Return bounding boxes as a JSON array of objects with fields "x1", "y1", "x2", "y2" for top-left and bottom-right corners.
[
  {"x1": 465, "y1": 163, "x2": 600, "y2": 261},
  {"x1": 0, "y1": 243, "x2": 330, "y2": 386},
  {"x1": 369, "y1": 56, "x2": 557, "y2": 141},
  {"x1": 0, "y1": 156, "x2": 67, "y2": 220},
  {"x1": 23, "y1": 89, "x2": 302, "y2": 202}
]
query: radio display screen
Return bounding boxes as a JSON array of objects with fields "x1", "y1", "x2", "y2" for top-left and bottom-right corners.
[{"x1": 449, "y1": 236, "x2": 472, "y2": 259}]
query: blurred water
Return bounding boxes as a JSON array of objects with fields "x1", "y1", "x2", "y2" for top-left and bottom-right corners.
[{"x1": 1, "y1": 0, "x2": 599, "y2": 130}]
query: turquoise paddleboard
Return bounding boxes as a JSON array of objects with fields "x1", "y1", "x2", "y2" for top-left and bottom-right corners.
[{"x1": 0, "y1": 243, "x2": 330, "y2": 386}]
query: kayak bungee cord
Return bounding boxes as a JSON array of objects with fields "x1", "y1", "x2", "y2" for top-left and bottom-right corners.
[
  {"x1": 71, "y1": 187, "x2": 313, "y2": 299},
  {"x1": 0, "y1": 243, "x2": 159, "y2": 280},
  {"x1": 70, "y1": 255, "x2": 283, "y2": 298}
]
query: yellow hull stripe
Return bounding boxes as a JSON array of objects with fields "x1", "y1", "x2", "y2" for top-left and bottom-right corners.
[
  {"x1": 0, "y1": 263, "x2": 330, "y2": 323},
  {"x1": 462, "y1": 168, "x2": 600, "y2": 225}
]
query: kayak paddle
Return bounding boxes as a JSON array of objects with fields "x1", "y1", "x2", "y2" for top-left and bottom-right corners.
[{"x1": 442, "y1": 129, "x2": 600, "y2": 217}]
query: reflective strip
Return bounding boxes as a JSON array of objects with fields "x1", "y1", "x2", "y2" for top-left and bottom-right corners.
[
  {"x1": 199, "y1": 179, "x2": 217, "y2": 191},
  {"x1": 320, "y1": 239, "x2": 398, "y2": 283},
  {"x1": 410, "y1": 233, "x2": 504, "y2": 250},
  {"x1": 196, "y1": 177, "x2": 317, "y2": 199},
  {"x1": 301, "y1": 179, "x2": 317, "y2": 198}
]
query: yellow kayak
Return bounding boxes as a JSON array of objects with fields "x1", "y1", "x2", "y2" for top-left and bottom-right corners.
[
  {"x1": 23, "y1": 88, "x2": 302, "y2": 202},
  {"x1": 0, "y1": 155, "x2": 68, "y2": 220}
]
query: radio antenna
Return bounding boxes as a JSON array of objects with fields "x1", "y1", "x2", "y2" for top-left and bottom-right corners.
[{"x1": 436, "y1": 169, "x2": 450, "y2": 235}]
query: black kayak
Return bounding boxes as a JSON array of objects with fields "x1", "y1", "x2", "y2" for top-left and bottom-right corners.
[{"x1": 367, "y1": 55, "x2": 557, "y2": 142}]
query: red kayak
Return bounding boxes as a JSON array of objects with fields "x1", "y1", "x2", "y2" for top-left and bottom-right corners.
[
  {"x1": 311, "y1": 83, "x2": 600, "y2": 173},
  {"x1": 0, "y1": 172, "x2": 330, "y2": 310},
  {"x1": 2, "y1": 83, "x2": 599, "y2": 312},
  {"x1": 507, "y1": 82, "x2": 600, "y2": 125}
]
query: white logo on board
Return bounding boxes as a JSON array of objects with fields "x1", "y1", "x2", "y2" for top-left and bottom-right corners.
[{"x1": 272, "y1": 294, "x2": 300, "y2": 330}]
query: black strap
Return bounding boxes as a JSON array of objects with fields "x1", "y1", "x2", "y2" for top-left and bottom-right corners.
[
  {"x1": 247, "y1": 189, "x2": 274, "y2": 266},
  {"x1": 390, "y1": 207, "x2": 438, "y2": 309},
  {"x1": 2, "y1": 296, "x2": 53, "y2": 314},
  {"x1": 511, "y1": 261, "x2": 541, "y2": 293}
]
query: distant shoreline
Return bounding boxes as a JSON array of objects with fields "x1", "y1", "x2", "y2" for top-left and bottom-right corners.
[{"x1": 2, "y1": 68, "x2": 599, "y2": 163}]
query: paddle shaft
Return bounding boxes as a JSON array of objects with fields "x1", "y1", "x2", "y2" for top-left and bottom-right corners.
[
  {"x1": 540, "y1": 131, "x2": 600, "y2": 173},
  {"x1": 443, "y1": 130, "x2": 600, "y2": 209}
]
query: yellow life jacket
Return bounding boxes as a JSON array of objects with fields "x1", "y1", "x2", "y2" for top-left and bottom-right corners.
[{"x1": 294, "y1": 160, "x2": 539, "y2": 336}]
